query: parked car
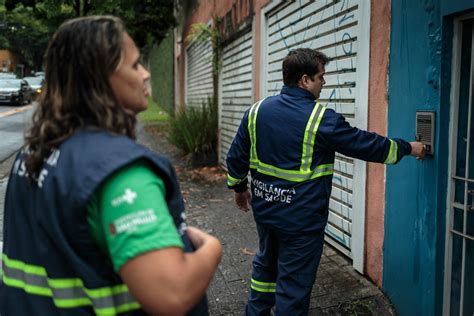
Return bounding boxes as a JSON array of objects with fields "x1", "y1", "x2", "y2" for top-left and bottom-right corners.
[
  {"x1": 0, "y1": 79, "x2": 33, "y2": 105},
  {"x1": 0, "y1": 72, "x2": 17, "y2": 79},
  {"x1": 23, "y1": 76, "x2": 44, "y2": 99},
  {"x1": 34, "y1": 71, "x2": 45, "y2": 78}
]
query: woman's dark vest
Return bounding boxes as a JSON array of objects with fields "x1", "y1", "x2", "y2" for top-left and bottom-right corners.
[{"x1": 0, "y1": 130, "x2": 207, "y2": 315}]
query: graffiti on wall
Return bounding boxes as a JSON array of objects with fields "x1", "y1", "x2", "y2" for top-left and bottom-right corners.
[
  {"x1": 265, "y1": 0, "x2": 363, "y2": 248},
  {"x1": 268, "y1": 0, "x2": 357, "y2": 109}
]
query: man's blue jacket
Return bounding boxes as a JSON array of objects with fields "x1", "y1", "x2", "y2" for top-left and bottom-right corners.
[{"x1": 226, "y1": 85, "x2": 412, "y2": 233}]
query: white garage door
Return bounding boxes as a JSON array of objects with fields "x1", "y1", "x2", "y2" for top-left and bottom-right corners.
[
  {"x1": 186, "y1": 37, "x2": 213, "y2": 108},
  {"x1": 219, "y1": 30, "x2": 254, "y2": 166},
  {"x1": 261, "y1": 0, "x2": 370, "y2": 270}
]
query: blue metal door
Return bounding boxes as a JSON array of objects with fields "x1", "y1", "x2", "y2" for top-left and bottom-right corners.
[{"x1": 444, "y1": 16, "x2": 474, "y2": 316}]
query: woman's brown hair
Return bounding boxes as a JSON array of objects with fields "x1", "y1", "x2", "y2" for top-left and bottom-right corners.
[{"x1": 25, "y1": 15, "x2": 137, "y2": 177}]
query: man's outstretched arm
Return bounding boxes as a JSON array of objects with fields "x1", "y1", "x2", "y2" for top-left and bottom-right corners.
[{"x1": 318, "y1": 109, "x2": 426, "y2": 164}]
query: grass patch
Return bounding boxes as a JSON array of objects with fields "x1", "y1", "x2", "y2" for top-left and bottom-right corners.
[{"x1": 138, "y1": 97, "x2": 169, "y2": 123}]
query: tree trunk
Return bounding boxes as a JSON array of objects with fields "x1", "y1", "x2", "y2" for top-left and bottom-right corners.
[
  {"x1": 83, "y1": 0, "x2": 91, "y2": 16},
  {"x1": 73, "y1": 0, "x2": 80, "y2": 16}
]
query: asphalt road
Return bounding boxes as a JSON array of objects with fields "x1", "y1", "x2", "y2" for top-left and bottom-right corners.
[
  {"x1": 0, "y1": 104, "x2": 33, "y2": 163},
  {"x1": 0, "y1": 104, "x2": 33, "y2": 252}
]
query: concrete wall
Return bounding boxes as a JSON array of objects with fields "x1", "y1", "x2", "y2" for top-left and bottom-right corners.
[
  {"x1": 149, "y1": 34, "x2": 174, "y2": 113},
  {"x1": 384, "y1": 0, "x2": 474, "y2": 314}
]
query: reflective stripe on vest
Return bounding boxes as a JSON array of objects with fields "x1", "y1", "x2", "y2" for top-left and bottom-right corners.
[
  {"x1": 250, "y1": 278, "x2": 276, "y2": 293},
  {"x1": 226, "y1": 98, "x2": 267, "y2": 187},
  {"x1": 1, "y1": 254, "x2": 140, "y2": 315},
  {"x1": 383, "y1": 139, "x2": 398, "y2": 164},
  {"x1": 247, "y1": 99, "x2": 334, "y2": 182},
  {"x1": 248, "y1": 98, "x2": 266, "y2": 163}
]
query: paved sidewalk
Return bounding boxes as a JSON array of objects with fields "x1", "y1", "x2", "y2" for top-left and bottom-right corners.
[{"x1": 137, "y1": 123, "x2": 396, "y2": 316}]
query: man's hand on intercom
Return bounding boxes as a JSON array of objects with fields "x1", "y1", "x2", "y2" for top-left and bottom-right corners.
[{"x1": 409, "y1": 141, "x2": 426, "y2": 160}]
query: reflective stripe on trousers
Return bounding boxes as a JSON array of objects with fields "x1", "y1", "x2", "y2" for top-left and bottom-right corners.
[{"x1": 250, "y1": 278, "x2": 276, "y2": 293}]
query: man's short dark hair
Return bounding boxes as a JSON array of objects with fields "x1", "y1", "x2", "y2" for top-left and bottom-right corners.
[{"x1": 282, "y1": 49, "x2": 329, "y2": 86}]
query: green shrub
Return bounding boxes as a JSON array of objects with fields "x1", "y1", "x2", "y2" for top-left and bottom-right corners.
[{"x1": 168, "y1": 98, "x2": 217, "y2": 156}]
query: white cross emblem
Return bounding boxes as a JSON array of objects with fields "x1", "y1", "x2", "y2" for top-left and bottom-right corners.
[
  {"x1": 122, "y1": 188, "x2": 137, "y2": 204},
  {"x1": 111, "y1": 188, "x2": 137, "y2": 207}
]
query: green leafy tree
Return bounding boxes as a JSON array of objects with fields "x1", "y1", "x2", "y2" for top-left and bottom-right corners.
[
  {"x1": 119, "y1": 0, "x2": 175, "y2": 50},
  {"x1": 3, "y1": 4, "x2": 49, "y2": 68},
  {"x1": 38, "y1": 0, "x2": 176, "y2": 48},
  {"x1": 0, "y1": 5, "x2": 9, "y2": 48},
  {"x1": 2, "y1": 0, "x2": 176, "y2": 69},
  {"x1": 0, "y1": 36, "x2": 9, "y2": 49}
]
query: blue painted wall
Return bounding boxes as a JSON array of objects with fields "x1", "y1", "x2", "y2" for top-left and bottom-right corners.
[
  {"x1": 383, "y1": 0, "x2": 474, "y2": 316},
  {"x1": 441, "y1": 1, "x2": 474, "y2": 16},
  {"x1": 384, "y1": 2, "x2": 441, "y2": 314},
  {"x1": 384, "y1": 0, "x2": 474, "y2": 315}
]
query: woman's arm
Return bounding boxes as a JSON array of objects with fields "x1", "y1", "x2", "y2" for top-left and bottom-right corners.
[{"x1": 120, "y1": 227, "x2": 222, "y2": 315}]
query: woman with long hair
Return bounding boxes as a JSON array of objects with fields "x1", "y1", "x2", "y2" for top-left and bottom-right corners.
[{"x1": 1, "y1": 15, "x2": 221, "y2": 315}]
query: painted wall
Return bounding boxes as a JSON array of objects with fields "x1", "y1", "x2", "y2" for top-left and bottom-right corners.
[
  {"x1": 175, "y1": 0, "x2": 271, "y2": 107},
  {"x1": 176, "y1": 0, "x2": 246, "y2": 108},
  {"x1": 384, "y1": 0, "x2": 473, "y2": 314},
  {"x1": 250, "y1": 0, "x2": 271, "y2": 100},
  {"x1": 0, "y1": 49, "x2": 20, "y2": 73},
  {"x1": 176, "y1": 0, "x2": 218, "y2": 108},
  {"x1": 365, "y1": 0, "x2": 390, "y2": 287},
  {"x1": 441, "y1": 1, "x2": 474, "y2": 16}
]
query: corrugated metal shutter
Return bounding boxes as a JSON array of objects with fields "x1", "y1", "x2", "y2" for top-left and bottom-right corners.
[
  {"x1": 219, "y1": 30, "x2": 254, "y2": 166},
  {"x1": 186, "y1": 37, "x2": 213, "y2": 108},
  {"x1": 263, "y1": 0, "x2": 364, "y2": 258}
]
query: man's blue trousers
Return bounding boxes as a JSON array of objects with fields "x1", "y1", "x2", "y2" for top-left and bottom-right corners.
[{"x1": 245, "y1": 223, "x2": 325, "y2": 316}]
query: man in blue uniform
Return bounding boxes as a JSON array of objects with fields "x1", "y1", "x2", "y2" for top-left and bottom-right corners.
[{"x1": 226, "y1": 48, "x2": 426, "y2": 316}]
